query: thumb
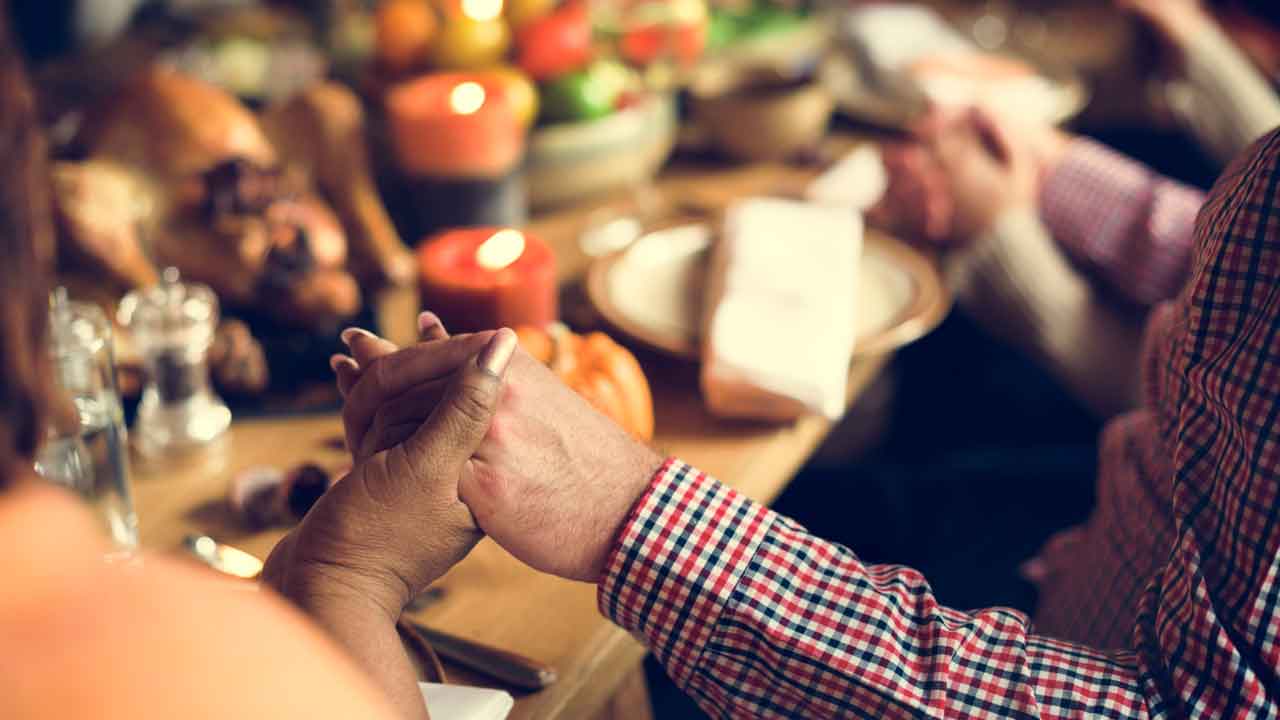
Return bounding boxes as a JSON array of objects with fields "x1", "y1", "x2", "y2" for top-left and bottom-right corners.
[{"x1": 401, "y1": 328, "x2": 517, "y2": 472}]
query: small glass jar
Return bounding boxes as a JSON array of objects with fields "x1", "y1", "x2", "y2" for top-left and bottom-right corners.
[{"x1": 120, "y1": 269, "x2": 231, "y2": 454}]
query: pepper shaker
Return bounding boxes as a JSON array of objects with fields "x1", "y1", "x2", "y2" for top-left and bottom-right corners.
[{"x1": 120, "y1": 268, "x2": 231, "y2": 453}]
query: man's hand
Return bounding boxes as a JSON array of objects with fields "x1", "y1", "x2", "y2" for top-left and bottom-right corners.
[{"x1": 461, "y1": 348, "x2": 664, "y2": 582}]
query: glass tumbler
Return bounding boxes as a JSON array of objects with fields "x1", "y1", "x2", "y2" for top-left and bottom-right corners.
[{"x1": 35, "y1": 289, "x2": 139, "y2": 555}]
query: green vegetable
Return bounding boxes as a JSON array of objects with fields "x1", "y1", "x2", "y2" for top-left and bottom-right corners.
[
  {"x1": 738, "y1": 6, "x2": 803, "y2": 36},
  {"x1": 539, "y1": 60, "x2": 630, "y2": 123},
  {"x1": 706, "y1": 5, "x2": 804, "y2": 49},
  {"x1": 707, "y1": 12, "x2": 739, "y2": 49}
]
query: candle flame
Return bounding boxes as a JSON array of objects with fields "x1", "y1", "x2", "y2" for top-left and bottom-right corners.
[
  {"x1": 476, "y1": 229, "x2": 526, "y2": 271},
  {"x1": 449, "y1": 81, "x2": 487, "y2": 115},
  {"x1": 461, "y1": 0, "x2": 503, "y2": 21}
]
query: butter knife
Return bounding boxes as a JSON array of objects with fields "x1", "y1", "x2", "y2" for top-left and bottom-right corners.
[{"x1": 407, "y1": 620, "x2": 558, "y2": 691}]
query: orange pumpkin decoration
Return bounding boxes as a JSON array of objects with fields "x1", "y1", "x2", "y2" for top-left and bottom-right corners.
[{"x1": 516, "y1": 325, "x2": 654, "y2": 441}]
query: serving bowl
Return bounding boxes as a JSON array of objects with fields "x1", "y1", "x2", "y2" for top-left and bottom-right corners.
[
  {"x1": 525, "y1": 92, "x2": 677, "y2": 209},
  {"x1": 689, "y1": 67, "x2": 834, "y2": 163}
]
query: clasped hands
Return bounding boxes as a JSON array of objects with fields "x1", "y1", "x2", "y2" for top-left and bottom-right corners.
[{"x1": 264, "y1": 313, "x2": 663, "y2": 619}]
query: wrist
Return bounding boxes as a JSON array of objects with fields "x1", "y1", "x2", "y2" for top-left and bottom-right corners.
[
  {"x1": 593, "y1": 449, "x2": 668, "y2": 582},
  {"x1": 1033, "y1": 129, "x2": 1071, "y2": 178},
  {"x1": 982, "y1": 204, "x2": 1042, "y2": 243},
  {"x1": 279, "y1": 555, "x2": 410, "y2": 624},
  {"x1": 1157, "y1": 8, "x2": 1211, "y2": 46}
]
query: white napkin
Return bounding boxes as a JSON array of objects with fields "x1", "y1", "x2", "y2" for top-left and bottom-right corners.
[
  {"x1": 840, "y1": 4, "x2": 1066, "y2": 125},
  {"x1": 842, "y1": 4, "x2": 973, "y2": 73},
  {"x1": 805, "y1": 145, "x2": 889, "y2": 212},
  {"x1": 912, "y1": 65, "x2": 1062, "y2": 124},
  {"x1": 701, "y1": 198, "x2": 862, "y2": 422},
  {"x1": 419, "y1": 683, "x2": 514, "y2": 720}
]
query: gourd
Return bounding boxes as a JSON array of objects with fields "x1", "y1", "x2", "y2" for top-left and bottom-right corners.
[{"x1": 516, "y1": 325, "x2": 654, "y2": 441}]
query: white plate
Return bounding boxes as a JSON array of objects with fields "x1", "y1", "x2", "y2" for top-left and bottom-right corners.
[{"x1": 586, "y1": 224, "x2": 950, "y2": 359}]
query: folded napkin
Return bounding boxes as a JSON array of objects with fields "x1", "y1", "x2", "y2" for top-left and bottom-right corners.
[
  {"x1": 420, "y1": 683, "x2": 514, "y2": 720},
  {"x1": 841, "y1": 4, "x2": 1064, "y2": 124},
  {"x1": 842, "y1": 4, "x2": 973, "y2": 74},
  {"x1": 701, "y1": 198, "x2": 862, "y2": 421},
  {"x1": 805, "y1": 145, "x2": 889, "y2": 212}
]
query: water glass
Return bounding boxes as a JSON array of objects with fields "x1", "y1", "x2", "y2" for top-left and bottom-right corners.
[{"x1": 34, "y1": 290, "x2": 139, "y2": 555}]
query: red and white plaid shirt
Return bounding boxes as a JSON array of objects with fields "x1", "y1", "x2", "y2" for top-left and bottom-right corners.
[
  {"x1": 1032, "y1": 139, "x2": 1205, "y2": 650},
  {"x1": 598, "y1": 131, "x2": 1280, "y2": 717}
]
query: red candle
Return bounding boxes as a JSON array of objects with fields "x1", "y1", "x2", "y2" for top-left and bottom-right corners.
[
  {"x1": 418, "y1": 227, "x2": 558, "y2": 332},
  {"x1": 386, "y1": 73, "x2": 524, "y2": 177}
]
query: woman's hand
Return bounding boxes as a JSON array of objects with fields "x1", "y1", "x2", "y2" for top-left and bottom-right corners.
[
  {"x1": 334, "y1": 318, "x2": 665, "y2": 584},
  {"x1": 261, "y1": 320, "x2": 517, "y2": 720},
  {"x1": 263, "y1": 327, "x2": 516, "y2": 616}
]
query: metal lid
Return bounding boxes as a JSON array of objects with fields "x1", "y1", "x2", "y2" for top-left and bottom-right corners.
[{"x1": 118, "y1": 268, "x2": 219, "y2": 344}]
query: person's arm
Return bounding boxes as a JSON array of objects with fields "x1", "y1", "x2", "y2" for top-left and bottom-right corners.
[
  {"x1": 336, "y1": 328, "x2": 1156, "y2": 717},
  {"x1": 600, "y1": 460, "x2": 1150, "y2": 719},
  {"x1": 264, "y1": 326, "x2": 515, "y2": 720},
  {"x1": 1039, "y1": 138, "x2": 1203, "y2": 307},
  {"x1": 1167, "y1": 17, "x2": 1280, "y2": 165},
  {"x1": 947, "y1": 206, "x2": 1146, "y2": 417},
  {"x1": 1118, "y1": 0, "x2": 1280, "y2": 164},
  {"x1": 0, "y1": 483, "x2": 403, "y2": 720}
]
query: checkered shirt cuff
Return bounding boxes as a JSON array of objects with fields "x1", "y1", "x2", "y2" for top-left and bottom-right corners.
[
  {"x1": 598, "y1": 458, "x2": 772, "y2": 688},
  {"x1": 1041, "y1": 138, "x2": 1150, "y2": 269}
]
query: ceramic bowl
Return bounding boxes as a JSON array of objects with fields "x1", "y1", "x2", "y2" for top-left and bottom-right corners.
[
  {"x1": 525, "y1": 93, "x2": 677, "y2": 210},
  {"x1": 689, "y1": 67, "x2": 834, "y2": 163}
]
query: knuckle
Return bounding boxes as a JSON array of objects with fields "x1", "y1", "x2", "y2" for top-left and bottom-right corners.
[
  {"x1": 367, "y1": 355, "x2": 391, "y2": 395},
  {"x1": 363, "y1": 448, "x2": 410, "y2": 509},
  {"x1": 370, "y1": 406, "x2": 390, "y2": 438},
  {"x1": 450, "y1": 380, "x2": 495, "y2": 426},
  {"x1": 341, "y1": 402, "x2": 358, "y2": 433}
]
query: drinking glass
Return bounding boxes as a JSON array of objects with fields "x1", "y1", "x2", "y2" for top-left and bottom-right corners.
[{"x1": 35, "y1": 289, "x2": 139, "y2": 555}]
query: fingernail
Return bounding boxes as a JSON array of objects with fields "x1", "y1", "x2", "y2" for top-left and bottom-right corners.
[
  {"x1": 340, "y1": 327, "x2": 375, "y2": 347},
  {"x1": 329, "y1": 354, "x2": 358, "y2": 374},
  {"x1": 476, "y1": 327, "x2": 518, "y2": 377},
  {"x1": 417, "y1": 311, "x2": 441, "y2": 335}
]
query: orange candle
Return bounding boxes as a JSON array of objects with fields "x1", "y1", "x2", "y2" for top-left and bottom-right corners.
[
  {"x1": 386, "y1": 73, "x2": 524, "y2": 177},
  {"x1": 418, "y1": 227, "x2": 557, "y2": 332}
]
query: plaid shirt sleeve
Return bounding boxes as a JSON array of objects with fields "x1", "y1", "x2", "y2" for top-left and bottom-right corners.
[
  {"x1": 1040, "y1": 138, "x2": 1203, "y2": 307},
  {"x1": 599, "y1": 459, "x2": 1149, "y2": 719}
]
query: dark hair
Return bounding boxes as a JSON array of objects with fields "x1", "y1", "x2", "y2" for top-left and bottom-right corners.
[{"x1": 0, "y1": 7, "x2": 53, "y2": 488}]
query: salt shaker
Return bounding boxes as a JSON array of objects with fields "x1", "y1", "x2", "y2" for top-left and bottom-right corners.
[{"x1": 120, "y1": 268, "x2": 231, "y2": 453}]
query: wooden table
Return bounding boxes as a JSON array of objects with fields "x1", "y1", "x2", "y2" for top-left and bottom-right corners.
[{"x1": 132, "y1": 143, "x2": 899, "y2": 720}]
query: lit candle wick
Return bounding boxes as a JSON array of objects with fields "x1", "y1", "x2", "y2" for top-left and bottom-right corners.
[
  {"x1": 476, "y1": 229, "x2": 527, "y2": 271},
  {"x1": 450, "y1": 81, "x2": 487, "y2": 115}
]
